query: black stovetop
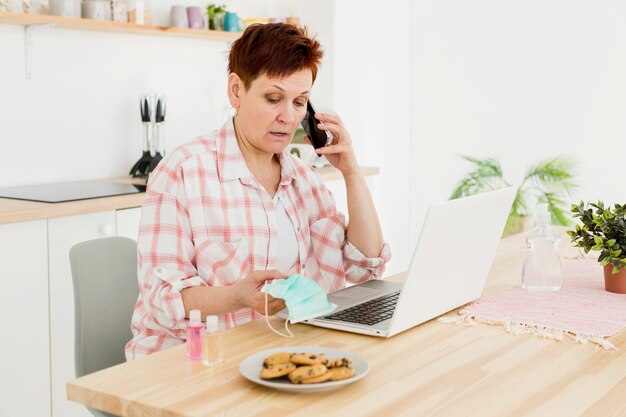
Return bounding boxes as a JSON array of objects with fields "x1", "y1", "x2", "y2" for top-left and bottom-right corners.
[{"x1": 0, "y1": 180, "x2": 146, "y2": 203}]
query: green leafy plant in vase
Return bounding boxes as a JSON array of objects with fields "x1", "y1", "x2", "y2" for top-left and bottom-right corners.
[
  {"x1": 206, "y1": 4, "x2": 226, "y2": 30},
  {"x1": 450, "y1": 154, "x2": 579, "y2": 236},
  {"x1": 567, "y1": 201, "x2": 626, "y2": 293}
]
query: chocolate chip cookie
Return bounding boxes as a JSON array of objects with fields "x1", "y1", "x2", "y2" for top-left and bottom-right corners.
[
  {"x1": 287, "y1": 364, "x2": 328, "y2": 383},
  {"x1": 290, "y1": 353, "x2": 327, "y2": 366},
  {"x1": 259, "y1": 362, "x2": 297, "y2": 379}
]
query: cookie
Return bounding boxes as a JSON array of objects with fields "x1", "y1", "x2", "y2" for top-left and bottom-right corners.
[
  {"x1": 263, "y1": 352, "x2": 292, "y2": 367},
  {"x1": 260, "y1": 363, "x2": 297, "y2": 379},
  {"x1": 299, "y1": 371, "x2": 333, "y2": 384},
  {"x1": 288, "y1": 364, "x2": 328, "y2": 383},
  {"x1": 324, "y1": 357, "x2": 352, "y2": 368},
  {"x1": 328, "y1": 366, "x2": 355, "y2": 381},
  {"x1": 290, "y1": 353, "x2": 327, "y2": 366}
]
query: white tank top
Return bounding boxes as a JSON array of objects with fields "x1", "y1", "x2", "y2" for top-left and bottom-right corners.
[{"x1": 273, "y1": 193, "x2": 299, "y2": 275}]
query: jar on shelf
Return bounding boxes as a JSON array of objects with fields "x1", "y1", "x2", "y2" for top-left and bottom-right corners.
[
  {"x1": 286, "y1": 16, "x2": 300, "y2": 26},
  {"x1": 49, "y1": 0, "x2": 80, "y2": 18},
  {"x1": 111, "y1": 0, "x2": 128, "y2": 23},
  {"x1": 0, "y1": 0, "x2": 23, "y2": 12},
  {"x1": 128, "y1": 0, "x2": 151, "y2": 25},
  {"x1": 23, "y1": 0, "x2": 49, "y2": 14}
]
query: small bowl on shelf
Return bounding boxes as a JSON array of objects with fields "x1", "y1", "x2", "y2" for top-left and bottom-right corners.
[{"x1": 81, "y1": 0, "x2": 112, "y2": 21}]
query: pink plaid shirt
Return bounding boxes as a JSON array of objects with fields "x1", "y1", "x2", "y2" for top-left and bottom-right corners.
[{"x1": 125, "y1": 118, "x2": 391, "y2": 359}]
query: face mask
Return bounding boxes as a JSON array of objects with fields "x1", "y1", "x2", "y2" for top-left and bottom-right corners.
[{"x1": 261, "y1": 274, "x2": 337, "y2": 337}]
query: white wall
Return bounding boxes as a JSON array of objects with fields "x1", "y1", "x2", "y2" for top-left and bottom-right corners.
[
  {"x1": 3, "y1": 1, "x2": 624, "y2": 278},
  {"x1": 410, "y1": 0, "x2": 626, "y2": 229},
  {"x1": 332, "y1": 0, "x2": 413, "y2": 276},
  {"x1": 0, "y1": 4, "x2": 231, "y2": 187},
  {"x1": 0, "y1": 0, "x2": 335, "y2": 188},
  {"x1": 331, "y1": 0, "x2": 626, "y2": 275}
]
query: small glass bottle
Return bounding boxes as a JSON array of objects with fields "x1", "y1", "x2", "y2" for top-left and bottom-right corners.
[
  {"x1": 202, "y1": 315, "x2": 223, "y2": 367},
  {"x1": 111, "y1": 0, "x2": 128, "y2": 23},
  {"x1": 521, "y1": 204, "x2": 563, "y2": 291},
  {"x1": 24, "y1": 0, "x2": 49, "y2": 14},
  {"x1": 186, "y1": 309, "x2": 203, "y2": 360},
  {"x1": 128, "y1": 0, "x2": 151, "y2": 25}
]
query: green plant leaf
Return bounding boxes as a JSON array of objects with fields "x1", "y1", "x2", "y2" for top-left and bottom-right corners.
[
  {"x1": 451, "y1": 154, "x2": 581, "y2": 227},
  {"x1": 449, "y1": 156, "x2": 507, "y2": 200},
  {"x1": 523, "y1": 154, "x2": 580, "y2": 194},
  {"x1": 510, "y1": 188, "x2": 527, "y2": 218},
  {"x1": 570, "y1": 200, "x2": 626, "y2": 265},
  {"x1": 539, "y1": 193, "x2": 573, "y2": 226}
]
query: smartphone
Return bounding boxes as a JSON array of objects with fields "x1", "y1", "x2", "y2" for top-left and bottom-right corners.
[{"x1": 300, "y1": 101, "x2": 330, "y2": 149}]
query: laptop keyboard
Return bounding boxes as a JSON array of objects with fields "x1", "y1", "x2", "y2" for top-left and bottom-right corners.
[{"x1": 323, "y1": 291, "x2": 400, "y2": 326}]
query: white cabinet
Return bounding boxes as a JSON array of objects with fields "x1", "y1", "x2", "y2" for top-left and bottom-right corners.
[
  {"x1": 48, "y1": 211, "x2": 117, "y2": 417},
  {"x1": 116, "y1": 207, "x2": 141, "y2": 241},
  {"x1": 0, "y1": 220, "x2": 50, "y2": 417}
]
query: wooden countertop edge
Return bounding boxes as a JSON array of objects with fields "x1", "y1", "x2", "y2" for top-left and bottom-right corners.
[
  {"x1": 66, "y1": 384, "x2": 125, "y2": 417},
  {"x1": 0, "y1": 166, "x2": 380, "y2": 225},
  {"x1": 0, "y1": 193, "x2": 147, "y2": 225}
]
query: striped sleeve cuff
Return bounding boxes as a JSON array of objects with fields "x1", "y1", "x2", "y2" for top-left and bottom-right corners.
[
  {"x1": 342, "y1": 241, "x2": 392, "y2": 283},
  {"x1": 151, "y1": 266, "x2": 205, "y2": 326}
]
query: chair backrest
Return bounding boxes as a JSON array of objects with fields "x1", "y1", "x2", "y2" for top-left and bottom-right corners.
[{"x1": 69, "y1": 236, "x2": 138, "y2": 378}]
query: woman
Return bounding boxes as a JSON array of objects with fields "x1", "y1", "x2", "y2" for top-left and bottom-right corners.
[{"x1": 125, "y1": 23, "x2": 390, "y2": 359}]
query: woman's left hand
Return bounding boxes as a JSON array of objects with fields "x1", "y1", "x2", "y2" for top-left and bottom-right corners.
[{"x1": 304, "y1": 113, "x2": 360, "y2": 177}]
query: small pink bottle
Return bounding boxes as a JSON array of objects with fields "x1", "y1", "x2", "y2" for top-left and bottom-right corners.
[{"x1": 186, "y1": 309, "x2": 203, "y2": 360}]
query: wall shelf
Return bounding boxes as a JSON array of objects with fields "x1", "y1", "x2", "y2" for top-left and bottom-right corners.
[{"x1": 0, "y1": 12, "x2": 240, "y2": 41}]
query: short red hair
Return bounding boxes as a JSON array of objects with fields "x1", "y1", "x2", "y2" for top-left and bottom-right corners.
[{"x1": 228, "y1": 23, "x2": 324, "y2": 89}]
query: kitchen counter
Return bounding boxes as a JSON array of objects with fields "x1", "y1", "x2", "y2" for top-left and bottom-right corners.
[{"x1": 0, "y1": 166, "x2": 379, "y2": 225}]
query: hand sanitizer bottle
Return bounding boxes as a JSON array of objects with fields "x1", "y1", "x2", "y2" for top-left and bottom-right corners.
[
  {"x1": 521, "y1": 204, "x2": 563, "y2": 291},
  {"x1": 202, "y1": 315, "x2": 223, "y2": 367},
  {"x1": 186, "y1": 309, "x2": 203, "y2": 360}
]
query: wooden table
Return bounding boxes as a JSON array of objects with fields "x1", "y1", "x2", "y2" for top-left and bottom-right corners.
[{"x1": 67, "y1": 233, "x2": 626, "y2": 417}]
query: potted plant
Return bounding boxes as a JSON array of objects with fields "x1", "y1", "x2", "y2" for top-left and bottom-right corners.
[
  {"x1": 450, "y1": 154, "x2": 579, "y2": 236},
  {"x1": 206, "y1": 3, "x2": 226, "y2": 30},
  {"x1": 567, "y1": 201, "x2": 626, "y2": 294}
]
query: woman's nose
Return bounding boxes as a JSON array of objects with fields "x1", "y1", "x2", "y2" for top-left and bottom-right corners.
[{"x1": 277, "y1": 104, "x2": 296, "y2": 124}]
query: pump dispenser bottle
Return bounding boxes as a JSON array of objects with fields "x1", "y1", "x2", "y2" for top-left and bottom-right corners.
[
  {"x1": 521, "y1": 204, "x2": 564, "y2": 291},
  {"x1": 186, "y1": 309, "x2": 203, "y2": 360},
  {"x1": 202, "y1": 315, "x2": 223, "y2": 366}
]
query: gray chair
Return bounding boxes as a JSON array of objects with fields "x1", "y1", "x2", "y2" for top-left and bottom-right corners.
[{"x1": 69, "y1": 237, "x2": 139, "y2": 417}]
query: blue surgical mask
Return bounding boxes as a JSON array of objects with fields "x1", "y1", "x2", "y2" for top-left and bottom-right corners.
[{"x1": 261, "y1": 274, "x2": 337, "y2": 337}]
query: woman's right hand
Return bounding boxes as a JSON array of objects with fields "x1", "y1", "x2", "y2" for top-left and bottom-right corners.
[{"x1": 234, "y1": 269, "x2": 288, "y2": 315}]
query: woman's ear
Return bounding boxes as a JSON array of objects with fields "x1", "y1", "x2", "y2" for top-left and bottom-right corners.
[{"x1": 227, "y1": 73, "x2": 243, "y2": 109}]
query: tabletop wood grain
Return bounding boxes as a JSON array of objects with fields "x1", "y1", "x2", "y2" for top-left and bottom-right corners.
[{"x1": 67, "y1": 233, "x2": 626, "y2": 417}]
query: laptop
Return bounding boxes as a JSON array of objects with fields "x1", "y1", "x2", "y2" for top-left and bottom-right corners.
[{"x1": 302, "y1": 186, "x2": 517, "y2": 337}]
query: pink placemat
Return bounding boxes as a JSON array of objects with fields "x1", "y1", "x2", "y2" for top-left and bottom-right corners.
[{"x1": 441, "y1": 259, "x2": 626, "y2": 349}]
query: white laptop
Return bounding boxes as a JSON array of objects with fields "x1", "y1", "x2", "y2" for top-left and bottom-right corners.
[{"x1": 302, "y1": 186, "x2": 517, "y2": 337}]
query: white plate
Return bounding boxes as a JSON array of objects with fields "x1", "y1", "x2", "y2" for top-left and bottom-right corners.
[{"x1": 239, "y1": 346, "x2": 369, "y2": 393}]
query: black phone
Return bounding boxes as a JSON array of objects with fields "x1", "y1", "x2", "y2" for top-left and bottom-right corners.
[{"x1": 300, "y1": 101, "x2": 329, "y2": 149}]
